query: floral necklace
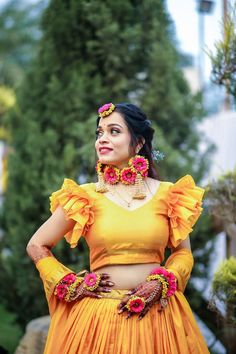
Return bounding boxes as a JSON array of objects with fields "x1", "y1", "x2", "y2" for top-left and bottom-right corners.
[{"x1": 95, "y1": 155, "x2": 149, "y2": 200}]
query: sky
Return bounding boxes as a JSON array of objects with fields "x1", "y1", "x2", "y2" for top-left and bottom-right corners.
[{"x1": 167, "y1": 0, "x2": 223, "y2": 81}]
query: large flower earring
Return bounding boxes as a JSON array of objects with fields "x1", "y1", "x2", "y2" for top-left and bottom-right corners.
[
  {"x1": 95, "y1": 161, "x2": 108, "y2": 192},
  {"x1": 128, "y1": 155, "x2": 149, "y2": 199}
]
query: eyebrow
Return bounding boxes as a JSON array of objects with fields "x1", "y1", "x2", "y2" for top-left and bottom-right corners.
[{"x1": 97, "y1": 123, "x2": 123, "y2": 129}]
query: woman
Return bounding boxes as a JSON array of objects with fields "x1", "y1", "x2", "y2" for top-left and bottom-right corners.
[{"x1": 27, "y1": 102, "x2": 209, "y2": 353}]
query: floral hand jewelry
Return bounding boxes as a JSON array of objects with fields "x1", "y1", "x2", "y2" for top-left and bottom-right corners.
[
  {"x1": 83, "y1": 272, "x2": 101, "y2": 291},
  {"x1": 54, "y1": 273, "x2": 83, "y2": 302},
  {"x1": 54, "y1": 272, "x2": 102, "y2": 302},
  {"x1": 146, "y1": 267, "x2": 177, "y2": 310},
  {"x1": 126, "y1": 296, "x2": 146, "y2": 313},
  {"x1": 117, "y1": 268, "x2": 177, "y2": 320}
]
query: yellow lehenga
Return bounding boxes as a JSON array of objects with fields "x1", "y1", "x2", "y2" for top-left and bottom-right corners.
[{"x1": 36, "y1": 175, "x2": 210, "y2": 354}]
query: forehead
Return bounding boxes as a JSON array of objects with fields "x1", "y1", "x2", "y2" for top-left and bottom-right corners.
[{"x1": 98, "y1": 112, "x2": 126, "y2": 127}]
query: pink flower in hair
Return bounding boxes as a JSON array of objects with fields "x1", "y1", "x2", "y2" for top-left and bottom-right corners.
[
  {"x1": 98, "y1": 103, "x2": 112, "y2": 114},
  {"x1": 98, "y1": 103, "x2": 115, "y2": 117}
]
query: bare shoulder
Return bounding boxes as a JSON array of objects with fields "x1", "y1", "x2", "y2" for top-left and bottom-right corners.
[
  {"x1": 146, "y1": 177, "x2": 173, "y2": 193},
  {"x1": 146, "y1": 177, "x2": 161, "y2": 193}
]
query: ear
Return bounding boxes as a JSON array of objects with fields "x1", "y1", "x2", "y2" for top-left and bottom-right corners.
[{"x1": 135, "y1": 137, "x2": 145, "y2": 154}]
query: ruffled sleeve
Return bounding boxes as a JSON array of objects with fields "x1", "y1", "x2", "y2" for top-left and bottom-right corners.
[
  {"x1": 164, "y1": 175, "x2": 205, "y2": 248},
  {"x1": 49, "y1": 178, "x2": 94, "y2": 248}
]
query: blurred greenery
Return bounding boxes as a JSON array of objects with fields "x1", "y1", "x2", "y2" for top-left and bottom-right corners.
[
  {"x1": 212, "y1": 257, "x2": 236, "y2": 325},
  {"x1": 0, "y1": 0, "x2": 47, "y2": 88},
  {"x1": 0, "y1": 304, "x2": 23, "y2": 354},
  {"x1": 0, "y1": 0, "x2": 217, "y2": 348}
]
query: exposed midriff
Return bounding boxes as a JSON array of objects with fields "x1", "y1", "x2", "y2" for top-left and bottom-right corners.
[{"x1": 95, "y1": 262, "x2": 161, "y2": 290}]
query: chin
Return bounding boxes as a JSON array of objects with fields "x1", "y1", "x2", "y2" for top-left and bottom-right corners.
[{"x1": 98, "y1": 157, "x2": 115, "y2": 165}]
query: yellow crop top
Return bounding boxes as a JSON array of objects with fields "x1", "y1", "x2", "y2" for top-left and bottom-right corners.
[{"x1": 49, "y1": 175, "x2": 204, "y2": 272}]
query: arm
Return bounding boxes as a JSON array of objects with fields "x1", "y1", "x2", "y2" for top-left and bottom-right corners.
[
  {"x1": 165, "y1": 236, "x2": 194, "y2": 292},
  {"x1": 26, "y1": 205, "x2": 77, "y2": 303},
  {"x1": 27, "y1": 205, "x2": 113, "y2": 305},
  {"x1": 26, "y1": 205, "x2": 76, "y2": 262}
]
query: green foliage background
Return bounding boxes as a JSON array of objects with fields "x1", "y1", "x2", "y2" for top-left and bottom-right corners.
[{"x1": 0, "y1": 0, "x2": 216, "y2": 347}]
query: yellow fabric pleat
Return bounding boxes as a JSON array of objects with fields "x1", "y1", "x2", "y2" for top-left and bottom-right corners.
[
  {"x1": 44, "y1": 289, "x2": 209, "y2": 354},
  {"x1": 49, "y1": 178, "x2": 94, "y2": 248},
  {"x1": 164, "y1": 175, "x2": 205, "y2": 248}
]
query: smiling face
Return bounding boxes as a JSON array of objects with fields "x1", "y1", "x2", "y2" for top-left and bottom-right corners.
[{"x1": 95, "y1": 112, "x2": 139, "y2": 169}]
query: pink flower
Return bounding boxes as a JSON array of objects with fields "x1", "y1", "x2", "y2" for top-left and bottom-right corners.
[
  {"x1": 131, "y1": 156, "x2": 149, "y2": 173},
  {"x1": 56, "y1": 284, "x2": 68, "y2": 300},
  {"x1": 167, "y1": 283, "x2": 177, "y2": 297},
  {"x1": 142, "y1": 170, "x2": 148, "y2": 178},
  {"x1": 120, "y1": 167, "x2": 136, "y2": 185},
  {"x1": 84, "y1": 273, "x2": 98, "y2": 287},
  {"x1": 104, "y1": 166, "x2": 119, "y2": 184},
  {"x1": 63, "y1": 273, "x2": 76, "y2": 285},
  {"x1": 149, "y1": 267, "x2": 177, "y2": 297},
  {"x1": 98, "y1": 103, "x2": 113, "y2": 114},
  {"x1": 127, "y1": 297, "x2": 145, "y2": 313},
  {"x1": 150, "y1": 267, "x2": 167, "y2": 276}
]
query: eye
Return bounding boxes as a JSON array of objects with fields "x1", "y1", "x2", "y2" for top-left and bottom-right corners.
[
  {"x1": 96, "y1": 129, "x2": 103, "y2": 138},
  {"x1": 111, "y1": 128, "x2": 120, "y2": 135}
]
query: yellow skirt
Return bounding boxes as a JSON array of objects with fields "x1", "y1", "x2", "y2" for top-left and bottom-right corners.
[{"x1": 44, "y1": 289, "x2": 209, "y2": 354}]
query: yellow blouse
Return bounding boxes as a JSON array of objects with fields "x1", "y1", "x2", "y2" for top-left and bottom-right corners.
[{"x1": 49, "y1": 175, "x2": 204, "y2": 272}]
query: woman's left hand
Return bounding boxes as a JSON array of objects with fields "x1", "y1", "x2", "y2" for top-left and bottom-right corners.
[{"x1": 117, "y1": 280, "x2": 162, "y2": 320}]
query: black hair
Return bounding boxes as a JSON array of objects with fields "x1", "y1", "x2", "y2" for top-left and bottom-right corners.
[{"x1": 96, "y1": 102, "x2": 158, "y2": 179}]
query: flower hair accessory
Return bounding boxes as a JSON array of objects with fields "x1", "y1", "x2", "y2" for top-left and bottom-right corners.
[
  {"x1": 98, "y1": 103, "x2": 116, "y2": 118},
  {"x1": 151, "y1": 150, "x2": 165, "y2": 163}
]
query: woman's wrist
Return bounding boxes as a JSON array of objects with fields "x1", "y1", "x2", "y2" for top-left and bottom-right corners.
[
  {"x1": 26, "y1": 243, "x2": 53, "y2": 264},
  {"x1": 146, "y1": 267, "x2": 177, "y2": 310}
]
